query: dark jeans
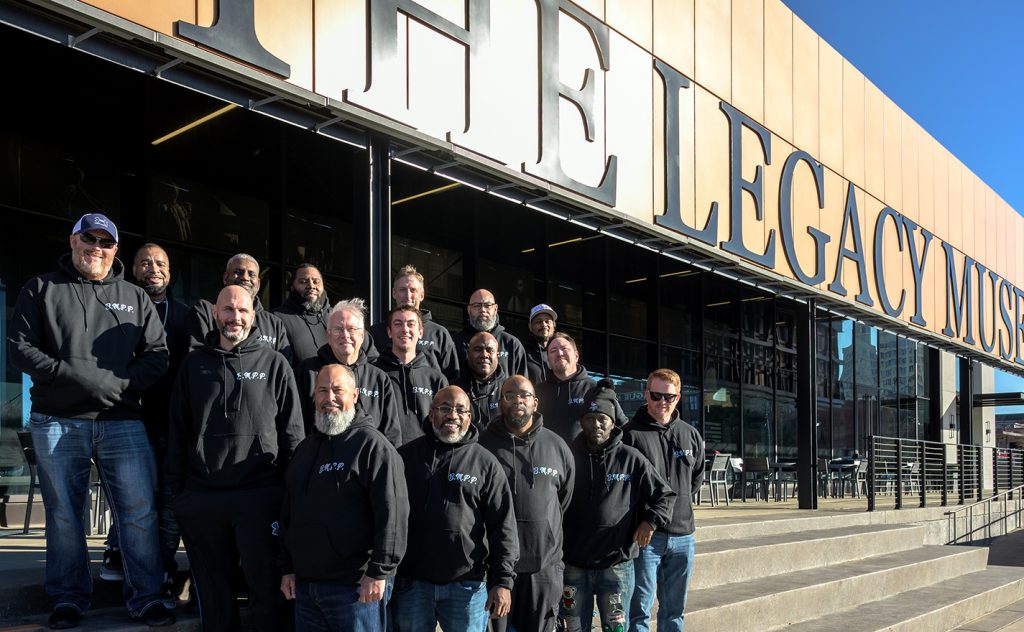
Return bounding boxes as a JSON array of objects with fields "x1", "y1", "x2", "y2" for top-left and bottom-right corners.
[
  {"x1": 390, "y1": 577, "x2": 488, "y2": 632},
  {"x1": 560, "y1": 562, "x2": 634, "y2": 632},
  {"x1": 295, "y1": 578, "x2": 386, "y2": 632}
]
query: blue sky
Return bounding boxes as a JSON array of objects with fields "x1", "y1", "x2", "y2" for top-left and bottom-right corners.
[{"x1": 781, "y1": 0, "x2": 1024, "y2": 409}]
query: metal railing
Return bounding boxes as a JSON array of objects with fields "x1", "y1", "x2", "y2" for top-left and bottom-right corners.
[
  {"x1": 946, "y1": 484, "x2": 1024, "y2": 544},
  {"x1": 867, "y1": 436, "x2": 989, "y2": 511}
]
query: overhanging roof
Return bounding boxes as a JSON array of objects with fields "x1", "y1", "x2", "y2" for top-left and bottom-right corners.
[{"x1": 974, "y1": 393, "x2": 1024, "y2": 408}]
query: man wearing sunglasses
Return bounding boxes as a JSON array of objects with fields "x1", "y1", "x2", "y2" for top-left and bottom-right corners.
[
  {"x1": 11, "y1": 213, "x2": 174, "y2": 628},
  {"x1": 622, "y1": 369, "x2": 705, "y2": 632}
]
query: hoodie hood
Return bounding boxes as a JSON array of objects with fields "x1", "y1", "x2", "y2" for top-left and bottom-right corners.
[{"x1": 282, "y1": 289, "x2": 331, "y2": 316}]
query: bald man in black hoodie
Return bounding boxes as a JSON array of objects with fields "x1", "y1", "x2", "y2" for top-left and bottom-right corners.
[
  {"x1": 167, "y1": 285, "x2": 304, "y2": 632},
  {"x1": 393, "y1": 386, "x2": 519, "y2": 632},
  {"x1": 480, "y1": 376, "x2": 573, "y2": 632},
  {"x1": 279, "y1": 364, "x2": 408, "y2": 631}
]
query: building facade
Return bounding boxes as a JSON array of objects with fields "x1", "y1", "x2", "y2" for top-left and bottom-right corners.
[{"x1": 0, "y1": 0, "x2": 1016, "y2": 506}]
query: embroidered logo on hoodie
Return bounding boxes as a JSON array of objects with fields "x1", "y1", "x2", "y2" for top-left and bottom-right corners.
[
  {"x1": 105, "y1": 302, "x2": 135, "y2": 313},
  {"x1": 607, "y1": 473, "x2": 631, "y2": 482},
  {"x1": 448, "y1": 472, "x2": 479, "y2": 485},
  {"x1": 236, "y1": 371, "x2": 268, "y2": 381},
  {"x1": 319, "y1": 461, "x2": 346, "y2": 474},
  {"x1": 254, "y1": 334, "x2": 278, "y2": 346}
]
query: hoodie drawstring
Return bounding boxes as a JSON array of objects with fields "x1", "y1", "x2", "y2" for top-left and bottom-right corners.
[{"x1": 72, "y1": 279, "x2": 90, "y2": 333}]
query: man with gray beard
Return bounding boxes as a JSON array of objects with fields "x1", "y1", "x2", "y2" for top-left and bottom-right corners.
[
  {"x1": 393, "y1": 387, "x2": 519, "y2": 632},
  {"x1": 479, "y1": 376, "x2": 574, "y2": 632},
  {"x1": 279, "y1": 364, "x2": 409, "y2": 631},
  {"x1": 167, "y1": 285, "x2": 304, "y2": 632},
  {"x1": 453, "y1": 288, "x2": 527, "y2": 379}
]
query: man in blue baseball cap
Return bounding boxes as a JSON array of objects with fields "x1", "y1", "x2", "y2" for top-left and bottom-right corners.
[
  {"x1": 10, "y1": 212, "x2": 173, "y2": 628},
  {"x1": 522, "y1": 303, "x2": 557, "y2": 385}
]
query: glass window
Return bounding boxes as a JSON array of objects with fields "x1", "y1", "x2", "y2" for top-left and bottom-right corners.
[
  {"x1": 659, "y1": 269, "x2": 700, "y2": 350},
  {"x1": 607, "y1": 241, "x2": 655, "y2": 339}
]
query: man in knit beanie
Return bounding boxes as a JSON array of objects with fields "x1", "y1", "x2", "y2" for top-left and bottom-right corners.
[{"x1": 558, "y1": 379, "x2": 675, "y2": 632}]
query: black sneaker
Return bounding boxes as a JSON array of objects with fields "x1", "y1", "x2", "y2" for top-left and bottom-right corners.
[
  {"x1": 160, "y1": 572, "x2": 176, "y2": 610},
  {"x1": 47, "y1": 605, "x2": 81, "y2": 629},
  {"x1": 99, "y1": 548, "x2": 124, "y2": 582},
  {"x1": 136, "y1": 602, "x2": 175, "y2": 627}
]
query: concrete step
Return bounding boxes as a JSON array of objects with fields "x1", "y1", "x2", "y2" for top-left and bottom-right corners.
[
  {"x1": 692, "y1": 523, "x2": 927, "y2": 590},
  {"x1": 685, "y1": 544, "x2": 989, "y2": 631},
  {"x1": 955, "y1": 599, "x2": 1024, "y2": 632},
  {"x1": 774, "y1": 565, "x2": 1024, "y2": 632}
]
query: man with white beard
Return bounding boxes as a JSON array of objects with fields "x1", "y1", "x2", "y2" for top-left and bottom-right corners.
[
  {"x1": 392, "y1": 387, "x2": 519, "y2": 632},
  {"x1": 279, "y1": 364, "x2": 409, "y2": 631}
]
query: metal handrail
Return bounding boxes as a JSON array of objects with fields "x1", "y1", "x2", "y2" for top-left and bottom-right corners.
[{"x1": 945, "y1": 484, "x2": 1024, "y2": 544}]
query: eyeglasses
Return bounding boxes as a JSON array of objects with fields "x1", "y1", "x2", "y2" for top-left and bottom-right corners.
[
  {"x1": 432, "y1": 404, "x2": 471, "y2": 416},
  {"x1": 469, "y1": 301, "x2": 497, "y2": 310},
  {"x1": 77, "y1": 232, "x2": 117, "y2": 249},
  {"x1": 501, "y1": 392, "x2": 536, "y2": 402},
  {"x1": 328, "y1": 326, "x2": 363, "y2": 337},
  {"x1": 648, "y1": 391, "x2": 679, "y2": 403}
]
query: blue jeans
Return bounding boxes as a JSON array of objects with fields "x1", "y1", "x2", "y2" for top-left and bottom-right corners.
[
  {"x1": 390, "y1": 578, "x2": 488, "y2": 632},
  {"x1": 295, "y1": 578, "x2": 386, "y2": 632},
  {"x1": 30, "y1": 414, "x2": 163, "y2": 617},
  {"x1": 629, "y1": 532, "x2": 694, "y2": 632},
  {"x1": 560, "y1": 562, "x2": 634, "y2": 632}
]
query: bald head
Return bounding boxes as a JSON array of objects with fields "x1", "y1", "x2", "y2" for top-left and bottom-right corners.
[
  {"x1": 467, "y1": 331, "x2": 499, "y2": 380},
  {"x1": 429, "y1": 386, "x2": 472, "y2": 444},
  {"x1": 468, "y1": 288, "x2": 498, "y2": 332},
  {"x1": 499, "y1": 375, "x2": 538, "y2": 434},
  {"x1": 214, "y1": 285, "x2": 254, "y2": 349}
]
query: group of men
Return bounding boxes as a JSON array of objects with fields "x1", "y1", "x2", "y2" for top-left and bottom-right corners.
[{"x1": 11, "y1": 213, "x2": 705, "y2": 632}]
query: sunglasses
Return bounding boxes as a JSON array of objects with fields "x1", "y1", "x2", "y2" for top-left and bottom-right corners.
[
  {"x1": 77, "y1": 232, "x2": 117, "y2": 249},
  {"x1": 648, "y1": 391, "x2": 679, "y2": 403}
]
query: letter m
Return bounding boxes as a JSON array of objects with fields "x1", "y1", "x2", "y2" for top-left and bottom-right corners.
[{"x1": 941, "y1": 242, "x2": 976, "y2": 344}]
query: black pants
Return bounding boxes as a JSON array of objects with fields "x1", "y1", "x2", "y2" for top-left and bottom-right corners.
[
  {"x1": 174, "y1": 486, "x2": 288, "y2": 632},
  {"x1": 489, "y1": 562, "x2": 563, "y2": 632}
]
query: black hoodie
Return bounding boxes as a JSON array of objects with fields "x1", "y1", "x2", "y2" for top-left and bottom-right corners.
[
  {"x1": 522, "y1": 336, "x2": 550, "y2": 386},
  {"x1": 271, "y1": 290, "x2": 330, "y2": 369},
  {"x1": 374, "y1": 349, "x2": 449, "y2": 443},
  {"x1": 536, "y1": 366, "x2": 628, "y2": 443},
  {"x1": 623, "y1": 406, "x2": 705, "y2": 536},
  {"x1": 9, "y1": 254, "x2": 169, "y2": 420},
  {"x1": 188, "y1": 297, "x2": 293, "y2": 364},
  {"x1": 562, "y1": 428, "x2": 675, "y2": 569},
  {"x1": 398, "y1": 423, "x2": 519, "y2": 589},
  {"x1": 367, "y1": 309, "x2": 461, "y2": 382},
  {"x1": 453, "y1": 316, "x2": 527, "y2": 379},
  {"x1": 297, "y1": 345, "x2": 403, "y2": 447},
  {"x1": 166, "y1": 327, "x2": 305, "y2": 493},
  {"x1": 452, "y1": 364, "x2": 507, "y2": 430},
  {"x1": 279, "y1": 413, "x2": 409, "y2": 584},
  {"x1": 140, "y1": 288, "x2": 191, "y2": 444},
  {"x1": 479, "y1": 415, "x2": 574, "y2": 574}
]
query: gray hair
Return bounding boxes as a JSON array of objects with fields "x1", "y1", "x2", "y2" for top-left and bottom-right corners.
[
  {"x1": 225, "y1": 253, "x2": 260, "y2": 272},
  {"x1": 330, "y1": 298, "x2": 367, "y2": 327}
]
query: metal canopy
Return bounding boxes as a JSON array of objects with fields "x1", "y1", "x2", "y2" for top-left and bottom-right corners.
[{"x1": 973, "y1": 393, "x2": 1024, "y2": 408}]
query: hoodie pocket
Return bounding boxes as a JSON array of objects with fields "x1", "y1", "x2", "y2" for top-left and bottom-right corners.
[
  {"x1": 286, "y1": 523, "x2": 338, "y2": 579},
  {"x1": 517, "y1": 519, "x2": 557, "y2": 572},
  {"x1": 196, "y1": 432, "x2": 266, "y2": 481},
  {"x1": 423, "y1": 529, "x2": 473, "y2": 579},
  {"x1": 53, "y1": 358, "x2": 131, "y2": 410}
]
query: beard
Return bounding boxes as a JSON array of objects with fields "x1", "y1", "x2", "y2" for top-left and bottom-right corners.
[
  {"x1": 505, "y1": 411, "x2": 531, "y2": 429},
  {"x1": 293, "y1": 289, "x2": 325, "y2": 312},
  {"x1": 315, "y1": 407, "x2": 356, "y2": 436},
  {"x1": 218, "y1": 321, "x2": 251, "y2": 343},
  {"x1": 436, "y1": 425, "x2": 468, "y2": 444},
  {"x1": 470, "y1": 312, "x2": 497, "y2": 332},
  {"x1": 139, "y1": 280, "x2": 168, "y2": 297}
]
